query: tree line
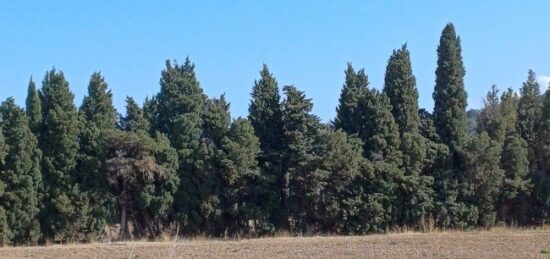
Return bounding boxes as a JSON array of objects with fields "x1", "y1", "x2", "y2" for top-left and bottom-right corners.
[{"x1": 0, "y1": 23, "x2": 548, "y2": 245}]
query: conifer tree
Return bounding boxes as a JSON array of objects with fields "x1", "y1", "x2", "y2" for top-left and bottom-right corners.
[
  {"x1": 148, "y1": 57, "x2": 207, "y2": 232},
  {"x1": 477, "y1": 85, "x2": 505, "y2": 143},
  {"x1": 281, "y1": 85, "x2": 322, "y2": 232},
  {"x1": 462, "y1": 133, "x2": 504, "y2": 227},
  {"x1": 493, "y1": 89, "x2": 531, "y2": 224},
  {"x1": 334, "y1": 63, "x2": 369, "y2": 134},
  {"x1": 0, "y1": 98, "x2": 42, "y2": 245},
  {"x1": 219, "y1": 118, "x2": 263, "y2": 235},
  {"x1": 25, "y1": 77, "x2": 42, "y2": 137},
  {"x1": 518, "y1": 70, "x2": 542, "y2": 175},
  {"x1": 0, "y1": 121, "x2": 9, "y2": 245},
  {"x1": 433, "y1": 23, "x2": 467, "y2": 146},
  {"x1": 431, "y1": 23, "x2": 470, "y2": 228},
  {"x1": 121, "y1": 96, "x2": 150, "y2": 132},
  {"x1": 77, "y1": 72, "x2": 117, "y2": 239},
  {"x1": 383, "y1": 45, "x2": 433, "y2": 229},
  {"x1": 536, "y1": 86, "x2": 550, "y2": 224},
  {"x1": 248, "y1": 65, "x2": 286, "y2": 229},
  {"x1": 38, "y1": 69, "x2": 88, "y2": 241}
]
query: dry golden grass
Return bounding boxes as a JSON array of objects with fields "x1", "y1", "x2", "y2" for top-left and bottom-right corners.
[{"x1": 0, "y1": 229, "x2": 548, "y2": 258}]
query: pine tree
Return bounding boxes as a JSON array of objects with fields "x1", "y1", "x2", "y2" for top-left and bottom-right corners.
[
  {"x1": 0, "y1": 98, "x2": 42, "y2": 245},
  {"x1": 38, "y1": 69, "x2": 88, "y2": 241},
  {"x1": 76, "y1": 72, "x2": 118, "y2": 239},
  {"x1": 383, "y1": 45, "x2": 433, "y2": 229},
  {"x1": 248, "y1": 64, "x2": 286, "y2": 229},
  {"x1": 25, "y1": 77, "x2": 42, "y2": 137},
  {"x1": 281, "y1": 85, "x2": 323, "y2": 232},
  {"x1": 518, "y1": 70, "x2": 542, "y2": 175},
  {"x1": 433, "y1": 23, "x2": 468, "y2": 146}
]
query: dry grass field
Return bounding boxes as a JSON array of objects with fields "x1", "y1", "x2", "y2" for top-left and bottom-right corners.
[{"x1": 0, "y1": 229, "x2": 548, "y2": 258}]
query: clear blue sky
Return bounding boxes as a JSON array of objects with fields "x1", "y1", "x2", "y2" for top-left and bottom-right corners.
[{"x1": 1, "y1": 1, "x2": 549, "y2": 122}]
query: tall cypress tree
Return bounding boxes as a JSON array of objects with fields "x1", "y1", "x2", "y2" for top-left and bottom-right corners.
[
  {"x1": 38, "y1": 69, "x2": 88, "y2": 241},
  {"x1": 431, "y1": 23, "x2": 470, "y2": 228},
  {"x1": 517, "y1": 70, "x2": 542, "y2": 175},
  {"x1": 433, "y1": 23, "x2": 467, "y2": 146},
  {"x1": 0, "y1": 98, "x2": 42, "y2": 245},
  {"x1": 383, "y1": 45, "x2": 433, "y2": 229},
  {"x1": 248, "y1": 64, "x2": 286, "y2": 229},
  {"x1": 77, "y1": 72, "x2": 117, "y2": 239},
  {"x1": 25, "y1": 77, "x2": 42, "y2": 137}
]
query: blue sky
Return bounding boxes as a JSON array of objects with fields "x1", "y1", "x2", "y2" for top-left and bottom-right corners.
[{"x1": 0, "y1": 1, "x2": 549, "y2": 122}]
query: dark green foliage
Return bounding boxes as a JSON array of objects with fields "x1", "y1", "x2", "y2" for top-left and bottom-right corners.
[
  {"x1": 281, "y1": 85, "x2": 323, "y2": 232},
  {"x1": 536, "y1": 87, "x2": 550, "y2": 223},
  {"x1": 0, "y1": 98, "x2": 42, "y2": 245},
  {"x1": 76, "y1": 72, "x2": 117, "y2": 239},
  {"x1": 383, "y1": 44, "x2": 419, "y2": 133},
  {"x1": 248, "y1": 65, "x2": 286, "y2": 229},
  {"x1": 383, "y1": 45, "x2": 433, "y2": 229},
  {"x1": 462, "y1": 133, "x2": 504, "y2": 227},
  {"x1": 38, "y1": 69, "x2": 89, "y2": 242},
  {"x1": 219, "y1": 118, "x2": 263, "y2": 236},
  {"x1": 477, "y1": 85, "x2": 505, "y2": 142},
  {"x1": 518, "y1": 70, "x2": 542, "y2": 175},
  {"x1": 433, "y1": 23, "x2": 467, "y2": 146},
  {"x1": 121, "y1": 96, "x2": 150, "y2": 132},
  {"x1": 25, "y1": 77, "x2": 42, "y2": 137},
  {"x1": 334, "y1": 63, "x2": 369, "y2": 134},
  {"x1": 314, "y1": 128, "x2": 364, "y2": 233},
  {"x1": 105, "y1": 130, "x2": 179, "y2": 239}
]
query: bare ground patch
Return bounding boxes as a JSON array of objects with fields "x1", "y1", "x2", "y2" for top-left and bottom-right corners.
[{"x1": 0, "y1": 230, "x2": 548, "y2": 258}]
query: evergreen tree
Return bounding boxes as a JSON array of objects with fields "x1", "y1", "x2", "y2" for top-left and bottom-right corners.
[
  {"x1": 517, "y1": 70, "x2": 542, "y2": 175},
  {"x1": 105, "y1": 130, "x2": 179, "y2": 239},
  {"x1": 432, "y1": 23, "x2": 471, "y2": 228},
  {"x1": 477, "y1": 85, "x2": 505, "y2": 143},
  {"x1": 536, "y1": 86, "x2": 550, "y2": 224},
  {"x1": 281, "y1": 85, "x2": 323, "y2": 232},
  {"x1": 462, "y1": 133, "x2": 504, "y2": 227},
  {"x1": 38, "y1": 69, "x2": 88, "y2": 241},
  {"x1": 219, "y1": 118, "x2": 264, "y2": 236},
  {"x1": 76, "y1": 72, "x2": 117, "y2": 239},
  {"x1": 0, "y1": 98, "x2": 42, "y2": 245},
  {"x1": 148, "y1": 58, "x2": 207, "y2": 233},
  {"x1": 0, "y1": 119, "x2": 9, "y2": 245},
  {"x1": 334, "y1": 63, "x2": 369, "y2": 134},
  {"x1": 433, "y1": 23, "x2": 468, "y2": 146},
  {"x1": 314, "y1": 128, "x2": 364, "y2": 233},
  {"x1": 121, "y1": 96, "x2": 150, "y2": 132},
  {"x1": 248, "y1": 64, "x2": 286, "y2": 229},
  {"x1": 25, "y1": 77, "x2": 42, "y2": 137},
  {"x1": 383, "y1": 45, "x2": 433, "y2": 229}
]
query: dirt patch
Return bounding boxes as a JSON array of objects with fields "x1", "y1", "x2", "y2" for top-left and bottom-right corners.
[{"x1": 0, "y1": 230, "x2": 548, "y2": 258}]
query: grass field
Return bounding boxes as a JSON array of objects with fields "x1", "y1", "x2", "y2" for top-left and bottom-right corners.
[{"x1": 0, "y1": 229, "x2": 548, "y2": 258}]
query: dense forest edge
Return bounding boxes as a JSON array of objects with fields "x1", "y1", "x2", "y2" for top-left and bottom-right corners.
[{"x1": 0, "y1": 23, "x2": 548, "y2": 246}]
